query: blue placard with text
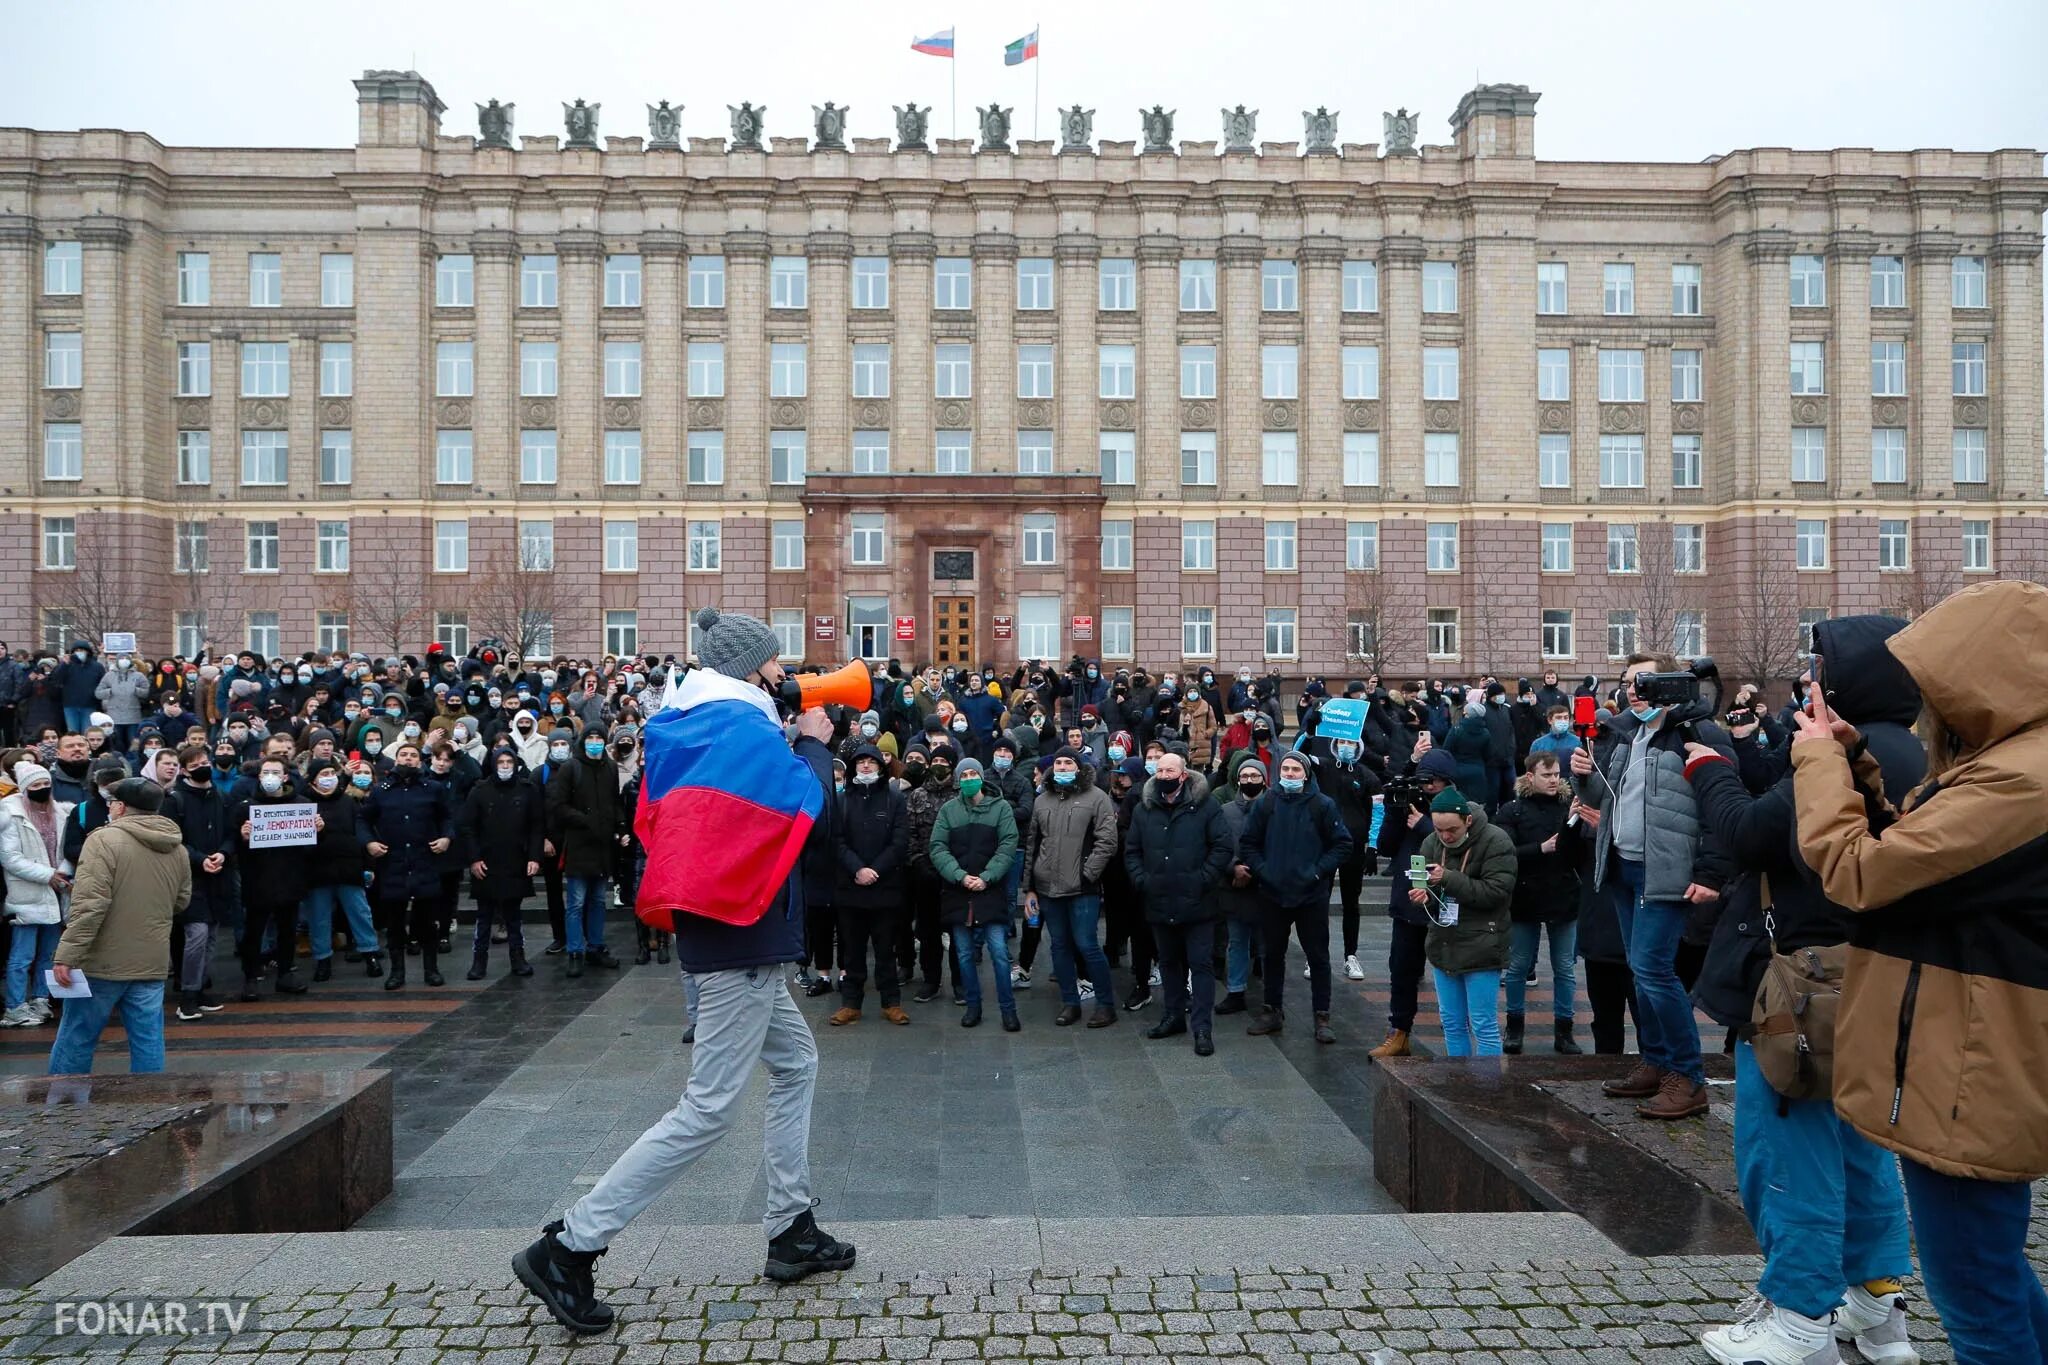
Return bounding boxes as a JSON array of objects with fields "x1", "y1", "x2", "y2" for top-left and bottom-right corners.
[{"x1": 1318, "y1": 698, "x2": 1367, "y2": 744}]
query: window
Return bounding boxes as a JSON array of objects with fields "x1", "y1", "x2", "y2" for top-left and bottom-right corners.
[
  {"x1": 767, "y1": 519, "x2": 804, "y2": 572},
  {"x1": 1672, "y1": 349, "x2": 1702, "y2": 402},
  {"x1": 605, "y1": 430, "x2": 642, "y2": 485},
  {"x1": 240, "y1": 431, "x2": 287, "y2": 486},
  {"x1": 41, "y1": 517, "x2": 75, "y2": 570},
  {"x1": 1672, "y1": 262, "x2": 1702, "y2": 316},
  {"x1": 1179, "y1": 259, "x2": 1215, "y2": 311},
  {"x1": 1264, "y1": 608, "x2": 1297, "y2": 658},
  {"x1": 320, "y1": 253, "x2": 353, "y2": 308},
  {"x1": 610, "y1": 519, "x2": 645, "y2": 572},
  {"x1": 1182, "y1": 520, "x2": 1215, "y2": 570},
  {"x1": 1537, "y1": 348, "x2": 1571, "y2": 402},
  {"x1": 604, "y1": 610, "x2": 638, "y2": 658},
  {"x1": 1952, "y1": 256, "x2": 1986, "y2": 308},
  {"x1": 519, "y1": 520, "x2": 555, "y2": 570},
  {"x1": 239, "y1": 342, "x2": 288, "y2": 397},
  {"x1": 1263, "y1": 432, "x2": 1299, "y2": 487},
  {"x1": 1952, "y1": 342, "x2": 1986, "y2": 396},
  {"x1": 688, "y1": 255, "x2": 726, "y2": 308},
  {"x1": 176, "y1": 431, "x2": 210, "y2": 485},
  {"x1": 319, "y1": 341, "x2": 352, "y2": 397},
  {"x1": 1424, "y1": 433, "x2": 1460, "y2": 487},
  {"x1": 1796, "y1": 519, "x2": 1829, "y2": 569},
  {"x1": 433, "y1": 519, "x2": 469, "y2": 572},
  {"x1": 1265, "y1": 520, "x2": 1297, "y2": 571},
  {"x1": 683, "y1": 520, "x2": 716, "y2": 570},
  {"x1": 177, "y1": 251, "x2": 211, "y2": 305},
  {"x1": 935, "y1": 430, "x2": 972, "y2": 474},
  {"x1": 770, "y1": 430, "x2": 807, "y2": 485},
  {"x1": 1017, "y1": 257, "x2": 1053, "y2": 310},
  {"x1": 1016, "y1": 344, "x2": 1052, "y2": 399},
  {"x1": 1673, "y1": 524, "x2": 1705, "y2": 573},
  {"x1": 316, "y1": 520, "x2": 350, "y2": 573},
  {"x1": 604, "y1": 254, "x2": 642, "y2": 308},
  {"x1": 1672, "y1": 434, "x2": 1703, "y2": 489},
  {"x1": 1871, "y1": 428, "x2": 1907, "y2": 484},
  {"x1": 1963, "y1": 520, "x2": 1992, "y2": 571},
  {"x1": 604, "y1": 341, "x2": 642, "y2": 397},
  {"x1": 1343, "y1": 259, "x2": 1379, "y2": 313},
  {"x1": 1346, "y1": 520, "x2": 1379, "y2": 571},
  {"x1": 1953, "y1": 429, "x2": 1988, "y2": 484},
  {"x1": 432, "y1": 251, "x2": 473, "y2": 306},
  {"x1": 1789, "y1": 254, "x2": 1826, "y2": 308},
  {"x1": 1017, "y1": 430, "x2": 1053, "y2": 474},
  {"x1": 1541, "y1": 523, "x2": 1573, "y2": 573},
  {"x1": 44, "y1": 332, "x2": 81, "y2": 388},
  {"x1": 1022, "y1": 513, "x2": 1057, "y2": 565},
  {"x1": 934, "y1": 258, "x2": 972, "y2": 310},
  {"x1": 850, "y1": 514, "x2": 885, "y2": 565},
  {"x1": 176, "y1": 341, "x2": 211, "y2": 396},
  {"x1": 1422, "y1": 261, "x2": 1457, "y2": 313},
  {"x1": 1674, "y1": 610, "x2": 1705, "y2": 659},
  {"x1": 248, "y1": 612, "x2": 281, "y2": 659},
  {"x1": 1344, "y1": 433, "x2": 1381, "y2": 487},
  {"x1": 1101, "y1": 607, "x2": 1133, "y2": 659},
  {"x1": 174, "y1": 521, "x2": 208, "y2": 573},
  {"x1": 44, "y1": 241, "x2": 80, "y2": 294},
  {"x1": 1607, "y1": 523, "x2": 1639, "y2": 573},
  {"x1": 1180, "y1": 345, "x2": 1216, "y2": 399},
  {"x1": 1790, "y1": 341, "x2": 1826, "y2": 395},
  {"x1": 846, "y1": 598, "x2": 887, "y2": 661},
  {"x1": 1870, "y1": 256, "x2": 1905, "y2": 309},
  {"x1": 1426, "y1": 522, "x2": 1458, "y2": 571},
  {"x1": 317, "y1": 611, "x2": 350, "y2": 654},
  {"x1": 246, "y1": 520, "x2": 280, "y2": 572},
  {"x1": 1261, "y1": 260, "x2": 1298, "y2": 311},
  {"x1": 1182, "y1": 607, "x2": 1215, "y2": 658},
  {"x1": 1427, "y1": 608, "x2": 1460, "y2": 658},
  {"x1": 37, "y1": 608, "x2": 75, "y2": 654},
  {"x1": 1100, "y1": 431, "x2": 1136, "y2": 485},
  {"x1": 770, "y1": 256, "x2": 808, "y2": 309},
  {"x1": 687, "y1": 341, "x2": 724, "y2": 397},
  {"x1": 1878, "y1": 519, "x2": 1909, "y2": 571},
  {"x1": 1600, "y1": 435, "x2": 1644, "y2": 488},
  {"x1": 520, "y1": 429, "x2": 557, "y2": 484},
  {"x1": 1792, "y1": 427, "x2": 1827, "y2": 483},
  {"x1": 1606, "y1": 610, "x2": 1639, "y2": 659},
  {"x1": 772, "y1": 610, "x2": 804, "y2": 661},
  {"x1": 1346, "y1": 612, "x2": 1377, "y2": 659},
  {"x1": 1261, "y1": 345, "x2": 1298, "y2": 400},
  {"x1": 1871, "y1": 341, "x2": 1906, "y2": 396},
  {"x1": 319, "y1": 429, "x2": 352, "y2": 485},
  {"x1": 248, "y1": 252, "x2": 281, "y2": 307},
  {"x1": 1598, "y1": 349, "x2": 1644, "y2": 402},
  {"x1": 1101, "y1": 520, "x2": 1133, "y2": 571},
  {"x1": 1539, "y1": 434, "x2": 1571, "y2": 488},
  {"x1": 1602, "y1": 262, "x2": 1635, "y2": 315},
  {"x1": 520, "y1": 341, "x2": 558, "y2": 396},
  {"x1": 520, "y1": 254, "x2": 558, "y2": 307},
  {"x1": 1179, "y1": 431, "x2": 1216, "y2": 486},
  {"x1": 935, "y1": 343, "x2": 972, "y2": 398},
  {"x1": 1423, "y1": 347, "x2": 1459, "y2": 400},
  {"x1": 430, "y1": 340, "x2": 473, "y2": 397},
  {"x1": 175, "y1": 612, "x2": 206, "y2": 659},
  {"x1": 852, "y1": 429, "x2": 890, "y2": 475},
  {"x1": 1536, "y1": 262, "x2": 1567, "y2": 315},
  {"x1": 688, "y1": 431, "x2": 725, "y2": 484},
  {"x1": 853, "y1": 255, "x2": 889, "y2": 309},
  {"x1": 1099, "y1": 258, "x2": 1135, "y2": 310},
  {"x1": 1542, "y1": 609, "x2": 1574, "y2": 659},
  {"x1": 42, "y1": 424, "x2": 81, "y2": 481},
  {"x1": 769, "y1": 342, "x2": 808, "y2": 398},
  {"x1": 435, "y1": 430, "x2": 472, "y2": 485},
  {"x1": 1100, "y1": 344, "x2": 1137, "y2": 399}
]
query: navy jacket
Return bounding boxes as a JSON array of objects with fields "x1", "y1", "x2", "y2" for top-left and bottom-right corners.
[
  {"x1": 361, "y1": 767, "x2": 455, "y2": 900},
  {"x1": 1242, "y1": 783, "x2": 1353, "y2": 910}
]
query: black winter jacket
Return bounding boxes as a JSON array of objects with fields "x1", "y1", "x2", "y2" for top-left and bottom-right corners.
[
  {"x1": 235, "y1": 788, "x2": 312, "y2": 906},
  {"x1": 1122, "y1": 773, "x2": 1230, "y2": 925},
  {"x1": 458, "y1": 772, "x2": 545, "y2": 901},
  {"x1": 835, "y1": 777, "x2": 909, "y2": 911},
  {"x1": 545, "y1": 751, "x2": 625, "y2": 877},
  {"x1": 362, "y1": 767, "x2": 454, "y2": 900},
  {"x1": 305, "y1": 788, "x2": 369, "y2": 888},
  {"x1": 1491, "y1": 788, "x2": 1580, "y2": 924},
  {"x1": 1242, "y1": 784, "x2": 1353, "y2": 910}
]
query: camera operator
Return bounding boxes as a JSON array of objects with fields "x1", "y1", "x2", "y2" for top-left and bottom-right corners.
[
  {"x1": 1366, "y1": 743, "x2": 1463, "y2": 1058},
  {"x1": 1568, "y1": 651, "x2": 1733, "y2": 1121}
]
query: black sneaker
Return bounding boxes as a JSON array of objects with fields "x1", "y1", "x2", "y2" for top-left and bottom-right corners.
[
  {"x1": 912, "y1": 985, "x2": 941, "y2": 1004},
  {"x1": 176, "y1": 1000, "x2": 203, "y2": 1022},
  {"x1": 545, "y1": 940, "x2": 566, "y2": 956},
  {"x1": 512, "y1": 1219, "x2": 614, "y2": 1334},
  {"x1": 1123, "y1": 986, "x2": 1153, "y2": 1012},
  {"x1": 803, "y1": 977, "x2": 835, "y2": 998},
  {"x1": 196, "y1": 993, "x2": 225, "y2": 1013},
  {"x1": 764, "y1": 1208, "x2": 857, "y2": 1284}
]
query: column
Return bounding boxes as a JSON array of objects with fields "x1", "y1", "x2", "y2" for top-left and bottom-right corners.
[
  {"x1": 640, "y1": 228, "x2": 685, "y2": 497},
  {"x1": 75, "y1": 219, "x2": 131, "y2": 495},
  {"x1": 350, "y1": 206, "x2": 430, "y2": 501},
  {"x1": 1645, "y1": 340, "x2": 1673, "y2": 502},
  {"x1": 1056, "y1": 231, "x2": 1102, "y2": 482},
  {"x1": 1218, "y1": 238, "x2": 1262, "y2": 494},
  {"x1": 1744, "y1": 233, "x2": 1793, "y2": 499},
  {"x1": 1828, "y1": 236, "x2": 1874, "y2": 500},
  {"x1": 472, "y1": 230, "x2": 518, "y2": 495},
  {"x1": 1464, "y1": 224, "x2": 1537, "y2": 503},
  {"x1": 973, "y1": 230, "x2": 1018, "y2": 471},
  {"x1": 0, "y1": 218, "x2": 34, "y2": 502},
  {"x1": 724, "y1": 229, "x2": 770, "y2": 492},
  {"x1": 557, "y1": 230, "x2": 602, "y2": 496},
  {"x1": 1380, "y1": 236, "x2": 1425, "y2": 495},
  {"x1": 1908, "y1": 231, "x2": 1954, "y2": 498},
  {"x1": 889, "y1": 228, "x2": 934, "y2": 472},
  {"x1": 1570, "y1": 338, "x2": 1601, "y2": 492},
  {"x1": 1991, "y1": 230, "x2": 2044, "y2": 495},
  {"x1": 287, "y1": 325, "x2": 320, "y2": 501},
  {"x1": 807, "y1": 226, "x2": 852, "y2": 475},
  {"x1": 1298, "y1": 240, "x2": 1344, "y2": 494}
]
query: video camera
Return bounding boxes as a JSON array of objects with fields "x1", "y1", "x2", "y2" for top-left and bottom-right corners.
[
  {"x1": 1632, "y1": 656, "x2": 1724, "y2": 739},
  {"x1": 1383, "y1": 771, "x2": 1432, "y2": 814}
]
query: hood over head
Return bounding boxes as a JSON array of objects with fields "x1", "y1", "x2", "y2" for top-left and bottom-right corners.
[
  {"x1": 1884, "y1": 580, "x2": 2048, "y2": 753},
  {"x1": 1811, "y1": 614, "x2": 1920, "y2": 728}
]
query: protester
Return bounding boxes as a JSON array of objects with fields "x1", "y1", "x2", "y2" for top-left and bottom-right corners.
[
  {"x1": 1410, "y1": 790, "x2": 1517, "y2": 1056},
  {"x1": 163, "y1": 742, "x2": 233, "y2": 1020},
  {"x1": 301, "y1": 756, "x2": 380, "y2": 980},
  {"x1": 545, "y1": 724, "x2": 626, "y2": 977},
  {"x1": 1020, "y1": 747, "x2": 1119, "y2": 1028},
  {"x1": 832, "y1": 745, "x2": 909, "y2": 1025},
  {"x1": 1491, "y1": 752, "x2": 1582, "y2": 1054},
  {"x1": 363, "y1": 740, "x2": 456, "y2": 989},
  {"x1": 929, "y1": 757, "x2": 1020, "y2": 1031},
  {"x1": 1123, "y1": 752, "x2": 1229, "y2": 1055},
  {"x1": 1, "y1": 761, "x2": 72, "y2": 1028},
  {"x1": 1241, "y1": 751, "x2": 1352, "y2": 1043},
  {"x1": 459, "y1": 748, "x2": 544, "y2": 980}
]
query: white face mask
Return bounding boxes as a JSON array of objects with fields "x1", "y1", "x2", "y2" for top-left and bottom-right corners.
[
  {"x1": 854, "y1": 770, "x2": 880, "y2": 785},
  {"x1": 315, "y1": 773, "x2": 339, "y2": 793},
  {"x1": 260, "y1": 773, "x2": 285, "y2": 794}
]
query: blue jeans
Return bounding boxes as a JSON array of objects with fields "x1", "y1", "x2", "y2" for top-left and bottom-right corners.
[
  {"x1": 953, "y1": 923, "x2": 1016, "y2": 1015},
  {"x1": 48, "y1": 978, "x2": 166, "y2": 1075},
  {"x1": 1505, "y1": 919, "x2": 1578, "y2": 1019},
  {"x1": 1038, "y1": 893, "x2": 1114, "y2": 1008},
  {"x1": 301, "y1": 884, "x2": 377, "y2": 961},
  {"x1": 564, "y1": 876, "x2": 608, "y2": 953},
  {"x1": 1225, "y1": 920, "x2": 1256, "y2": 995},
  {"x1": 1431, "y1": 967, "x2": 1502, "y2": 1056},
  {"x1": 1900, "y1": 1156, "x2": 2048, "y2": 1364},
  {"x1": 1609, "y1": 857, "x2": 1703, "y2": 1084},
  {"x1": 63, "y1": 706, "x2": 96, "y2": 736},
  {"x1": 1732, "y1": 1042, "x2": 1911, "y2": 1319},
  {"x1": 6, "y1": 923, "x2": 62, "y2": 1009}
]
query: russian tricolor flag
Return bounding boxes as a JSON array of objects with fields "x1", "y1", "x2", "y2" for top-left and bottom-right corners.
[
  {"x1": 634, "y1": 668, "x2": 824, "y2": 929},
  {"x1": 911, "y1": 27, "x2": 955, "y2": 57}
]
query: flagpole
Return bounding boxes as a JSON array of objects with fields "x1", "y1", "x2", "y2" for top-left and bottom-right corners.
[
  {"x1": 1032, "y1": 24, "x2": 1040, "y2": 141},
  {"x1": 951, "y1": 39, "x2": 957, "y2": 140}
]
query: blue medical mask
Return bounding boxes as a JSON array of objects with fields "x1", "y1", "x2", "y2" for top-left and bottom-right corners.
[
  {"x1": 1053, "y1": 770, "x2": 1077, "y2": 787},
  {"x1": 584, "y1": 739, "x2": 605, "y2": 758},
  {"x1": 1551, "y1": 718, "x2": 1571, "y2": 734},
  {"x1": 1634, "y1": 705, "x2": 1663, "y2": 725},
  {"x1": 1143, "y1": 759, "x2": 1157, "y2": 776},
  {"x1": 1335, "y1": 742, "x2": 1359, "y2": 762},
  {"x1": 1108, "y1": 745, "x2": 1126, "y2": 762},
  {"x1": 1279, "y1": 777, "x2": 1305, "y2": 793},
  {"x1": 992, "y1": 755, "x2": 1012, "y2": 772},
  {"x1": 352, "y1": 772, "x2": 373, "y2": 790}
]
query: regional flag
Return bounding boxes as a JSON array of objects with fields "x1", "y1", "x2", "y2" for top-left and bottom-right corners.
[
  {"x1": 1004, "y1": 27, "x2": 1038, "y2": 65},
  {"x1": 911, "y1": 27, "x2": 955, "y2": 57}
]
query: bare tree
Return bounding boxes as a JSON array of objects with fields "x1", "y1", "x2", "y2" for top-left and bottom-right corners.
[
  {"x1": 1725, "y1": 562, "x2": 1804, "y2": 688},
  {"x1": 1879, "y1": 557, "x2": 1963, "y2": 621},
  {"x1": 1624, "y1": 524, "x2": 1680, "y2": 658},
  {"x1": 470, "y1": 540, "x2": 557, "y2": 659},
  {"x1": 1345, "y1": 574, "x2": 1416, "y2": 676},
  {"x1": 39, "y1": 520, "x2": 134, "y2": 646},
  {"x1": 348, "y1": 548, "x2": 429, "y2": 656}
]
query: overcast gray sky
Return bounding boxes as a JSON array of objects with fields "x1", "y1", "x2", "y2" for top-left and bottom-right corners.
[{"x1": 5, "y1": 0, "x2": 2045, "y2": 160}]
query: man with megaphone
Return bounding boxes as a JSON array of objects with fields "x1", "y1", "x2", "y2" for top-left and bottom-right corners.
[{"x1": 515, "y1": 607, "x2": 856, "y2": 1335}]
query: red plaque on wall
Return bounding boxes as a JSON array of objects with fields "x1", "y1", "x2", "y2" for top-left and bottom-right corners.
[
  {"x1": 1071, "y1": 615, "x2": 1094, "y2": 641},
  {"x1": 894, "y1": 616, "x2": 917, "y2": 641},
  {"x1": 813, "y1": 616, "x2": 836, "y2": 640},
  {"x1": 991, "y1": 615, "x2": 1014, "y2": 640}
]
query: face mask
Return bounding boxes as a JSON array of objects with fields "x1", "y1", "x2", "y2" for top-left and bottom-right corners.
[
  {"x1": 24, "y1": 784, "x2": 55, "y2": 804},
  {"x1": 315, "y1": 774, "x2": 339, "y2": 793},
  {"x1": 854, "y1": 770, "x2": 880, "y2": 786},
  {"x1": 1279, "y1": 777, "x2": 1305, "y2": 793},
  {"x1": 902, "y1": 765, "x2": 926, "y2": 786},
  {"x1": 1142, "y1": 758, "x2": 1157, "y2": 775},
  {"x1": 1551, "y1": 718, "x2": 1571, "y2": 734},
  {"x1": 1336, "y1": 743, "x2": 1359, "y2": 763},
  {"x1": 496, "y1": 764, "x2": 518, "y2": 781},
  {"x1": 1239, "y1": 783, "x2": 1264, "y2": 799},
  {"x1": 364, "y1": 740, "x2": 383, "y2": 756},
  {"x1": 551, "y1": 744, "x2": 571, "y2": 762},
  {"x1": 900, "y1": 692, "x2": 914, "y2": 705},
  {"x1": 542, "y1": 673, "x2": 558, "y2": 688},
  {"x1": 352, "y1": 773, "x2": 373, "y2": 790},
  {"x1": 402, "y1": 723, "x2": 421, "y2": 739},
  {"x1": 958, "y1": 777, "x2": 982, "y2": 797},
  {"x1": 992, "y1": 755, "x2": 1012, "y2": 772},
  {"x1": 1239, "y1": 672, "x2": 1252, "y2": 683},
  {"x1": 143, "y1": 746, "x2": 162, "y2": 761},
  {"x1": 1029, "y1": 714, "x2": 1044, "y2": 728},
  {"x1": 229, "y1": 728, "x2": 249, "y2": 744},
  {"x1": 186, "y1": 766, "x2": 214, "y2": 786},
  {"x1": 1049, "y1": 768, "x2": 1079, "y2": 788},
  {"x1": 1634, "y1": 705, "x2": 1663, "y2": 725},
  {"x1": 116, "y1": 658, "x2": 134, "y2": 671},
  {"x1": 1202, "y1": 674, "x2": 1214, "y2": 685},
  {"x1": 1086, "y1": 668, "x2": 1098, "y2": 680},
  {"x1": 74, "y1": 651, "x2": 88, "y2": 662},
  {"x1": 1082, "y1": 718, "x2": 1097, "y2": 729},
  {"x1": 1254, "y1": 730, "x2": 1272, "y2": 743},
  {"x1": 1154, "y1": 774, "x2": 1182, "y2": 797},
  {"x1": 836, "y1": 782, "x2": 846, "y2": 794},
  {"x1": 951, "y1": 719, "x2": 968, "y2": 733},
  {"x1": 860, "y1": 723, "x2": 878, "y2": 738},
  {"x1": 260, "y1": 774, "x2": 285, "y2": 794},
  {"x1": 929, "y1": 765, "x2": 952, "y2": 783},
  {"x1": 1108, "y1": 746, "x2": 1126, "y2": 762},
  {"x1": 550, "y1": 703, "x2": 566, "y2": 715}
]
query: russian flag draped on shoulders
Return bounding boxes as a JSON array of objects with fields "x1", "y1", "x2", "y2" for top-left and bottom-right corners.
[{"x1": 635, "y1": 666, "x2": 824, "y2": 929}]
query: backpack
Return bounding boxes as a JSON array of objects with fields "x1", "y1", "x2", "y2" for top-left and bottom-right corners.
[{"x1": 1749, "y1": 873, "x2": 1847, "y2": 1103}]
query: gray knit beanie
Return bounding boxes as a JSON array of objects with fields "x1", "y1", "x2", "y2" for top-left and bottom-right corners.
[{"x1": 694, "y1": 605, "x2": 779, "y2": 681}]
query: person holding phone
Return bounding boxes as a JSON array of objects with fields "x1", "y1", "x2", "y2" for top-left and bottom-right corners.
[{"x1": 1407, "y1": 790, "x2": 1517, "y2": 1056}]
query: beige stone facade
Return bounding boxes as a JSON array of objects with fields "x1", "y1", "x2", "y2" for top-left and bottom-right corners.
[{"x1": 2, "y1": 73, "x2": 2043, "y2": 681}]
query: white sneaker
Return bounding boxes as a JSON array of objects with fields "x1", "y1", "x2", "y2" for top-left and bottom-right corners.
[
  {"x1": 1302, "y1": 964, "x2": 1312, "y2": 979},
  {"x1": 1078, "y1": 981, "x2": 1095, "y2": 1001},
  {"x1": 1702, "y1": 1298, "x2": 1840, "y2": 1365},
  {"x1": 1833, "y1": 1286, "x2": 1919, "y2": 1365},
  {"x1": 27, "y1": 998, "x2": 53, "y2": 1022},
  {"x1": 1147, "y1": 965, "x2": 1161, "y2": 988},
  {"x1": 0, "y1": 1005, "x2": 35, "y2": 1029},
  {"x1": 1344, "y1": 954, "x2": 1365, "y2": 982},
  {"x1": 1010, "y1": 966, "x2": 1032, "y2": 989}
]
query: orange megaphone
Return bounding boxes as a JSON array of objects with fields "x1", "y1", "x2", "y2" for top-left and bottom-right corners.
[{"x1": 777, "y1": 658, "x2": 874, "y2": 713}]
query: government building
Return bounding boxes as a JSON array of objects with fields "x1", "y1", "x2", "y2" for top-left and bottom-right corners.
[{"x1": 2, "y1": 72, "x2": 2042, "y2": 679}]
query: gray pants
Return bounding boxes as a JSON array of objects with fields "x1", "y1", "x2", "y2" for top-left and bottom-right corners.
[
  {"x1": 561, "y1": 966, "x2": 817, "y2": 1252},
  {"x1": 178, "y1": 922, "x2": 211, "y2": 993}
]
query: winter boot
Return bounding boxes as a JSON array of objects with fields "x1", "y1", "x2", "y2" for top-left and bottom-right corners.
[
  {"x1": 1246, "y1": 1006, "x2": 1284, "y2": 1036},
  {"x1": 1503, "y1": 1011, "x2": 1526, "y2": 1055},
  {"x1": 383, "y1": 956, "x2": 406, "y2": 991},
  {"x1": 467, "y1": 949, "x2": 489, "y2": 982},
  {"x1": 509, "y1": 943, "x2": 534, "y2": 977},
  {"x1": 274, "y1": 970, "x2": 308, "y2": 995},
  {"x1": 1313, "y1": 1011, "x2": 1336, "y2": 1045},
  {"x1": 566, "y1": 951, "x2": 585, "y2": 979},
  {"x1": 764, "y1": 1208, "x2": 857, "y2": 1284},
  {"x1": 312, "y1": 958, "x2": 333, "y2": 983},
  {"x1": 422, "y1": 947, "x2": 445, "y2": 988},
  {"x1": 1215, "y1": 991, "x2": 1248, "y2": 1015},
  {"x1": 512, "y1": 1219, "x2": 614, "y2": 1334},
  {"x1": 1554, "y1": 1019, "x2": 1584, "y2": 1055}
]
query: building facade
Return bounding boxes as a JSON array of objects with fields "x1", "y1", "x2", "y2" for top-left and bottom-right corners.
[{"x1": 2, "y1": 73, "x2": 2043, "y2": 680}]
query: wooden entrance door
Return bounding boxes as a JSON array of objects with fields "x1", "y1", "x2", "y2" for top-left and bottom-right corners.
[{"x1": 933, "y1": 597, "x2": 975, "y2": 666}]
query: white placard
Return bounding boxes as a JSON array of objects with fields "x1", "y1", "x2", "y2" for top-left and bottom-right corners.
[{"x1": 248, "y1": 802, "x2": 319, "y2": 849}]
